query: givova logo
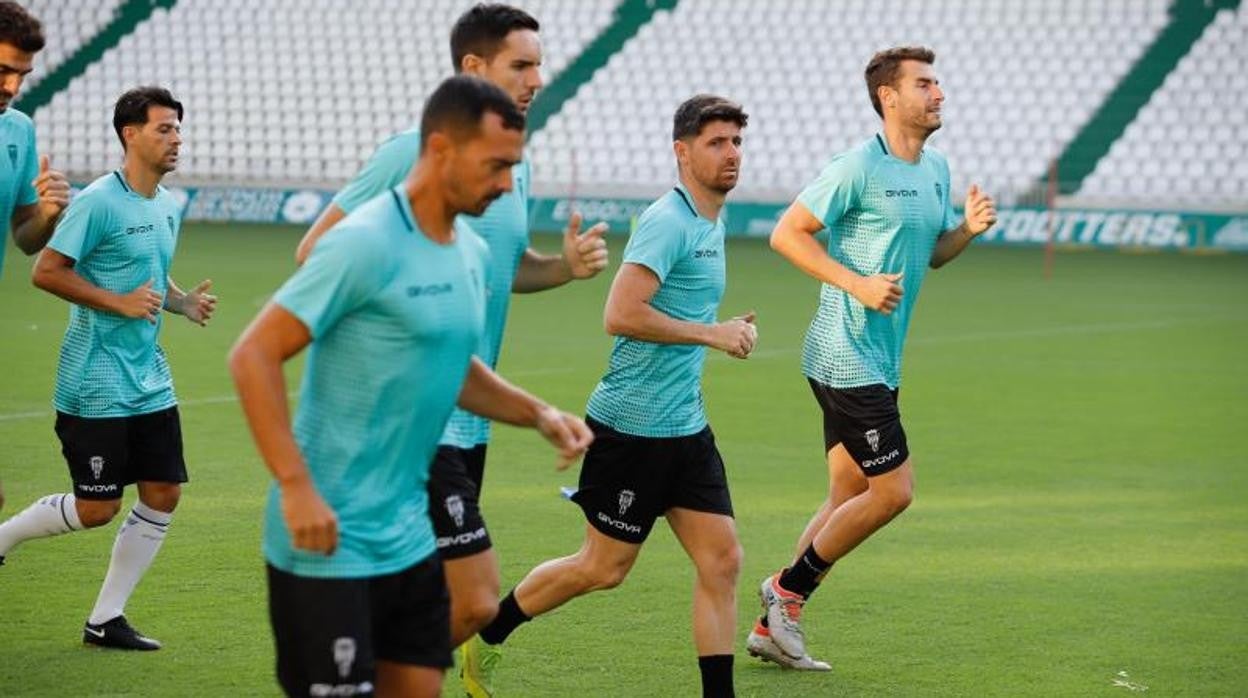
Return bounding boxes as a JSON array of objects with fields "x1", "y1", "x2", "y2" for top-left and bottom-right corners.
[
  {"x1": 407, "y1": 283, "x2": 452, "y2": 297},
  {"x1": 125, "y1": 223, "x2": 155, "y2": 235},
  {"x1": 307, "y1": 637, "x2": 374, "y2": 697},
  {"x1": 885, "y1": 189, "x2": 920, "y2": 198},
  {"x1": 597, "y1": 512, "x2": 642, "y2": 535},
  {"x1": 861, "y1": 448, "x2": 901, "y2": 469}
]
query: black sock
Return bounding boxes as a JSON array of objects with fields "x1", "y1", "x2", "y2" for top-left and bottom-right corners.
[
  {"x1": 778, "y1": 544, "x2": 832, "y2": 598},
  {"x1": 698, "y1": 654, "x2": 734, "y2": 698},
  {"x1": 479, "y1": 590, "x2": 530, "y2": 645}
]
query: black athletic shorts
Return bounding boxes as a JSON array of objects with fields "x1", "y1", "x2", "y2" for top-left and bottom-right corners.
[
  {"x1": 428, "y1": 445, "x2": 491, "y2": 560},
  {"x1": 266, "y1": 555, "x2": 451, "y2": 697},
  {"x1": 808, "y1": 378, "x2": 910, "y2": 476},
  {"x1": 54, "y1": 406, "x2": 188, "y2": 500},
  {"x1": 571, "y1": 418, "x2": 734, "y2": 544}
]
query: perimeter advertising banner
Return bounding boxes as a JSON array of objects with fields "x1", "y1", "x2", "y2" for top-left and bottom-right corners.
[{"x1": 91, "y1": 184, "x2": 1245, "y2": 252}]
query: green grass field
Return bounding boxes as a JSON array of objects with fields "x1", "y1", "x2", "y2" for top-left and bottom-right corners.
[{"x1": 1, "y1": 225, "x2": 1245, "y2": 696}]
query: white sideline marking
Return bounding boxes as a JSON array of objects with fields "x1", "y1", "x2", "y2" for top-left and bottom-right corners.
[{"x1": 0, "y1": 366, "x2": 576, "y2": 422}]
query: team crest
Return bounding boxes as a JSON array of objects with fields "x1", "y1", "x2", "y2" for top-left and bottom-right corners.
[
  {"x1": 89, "y1": 455, "x2": 105, "y2": 480},
  {"x1": 934, "y1": 182, "x2": 943, "y2": 199},
  {"x1": 332, "y1": 637, "x2": 356, "y2": 679},
  {"x1": 618, "y1": 489, "x2": 635, "y2": 516},
  {"x1": 166, "y1": 215, "x2": 176, "y2": 234},
  {"x1": 6, "y1": 144, "x2": 16, "y2": 168},
  {"x1": 445, "y1": 495, "x2": 465, "y2": 528},
  {"x1": 864, "y1": 429, "x2": 880, "y2": 453}
]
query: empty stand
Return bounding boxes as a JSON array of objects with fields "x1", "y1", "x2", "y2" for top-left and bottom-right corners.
[
  {"x1": 29, "y1": 0, "x2": 615, "y2": 186},
  {"x1": 1079, "y1": 5, "x2": 1248, "y2": 209}
]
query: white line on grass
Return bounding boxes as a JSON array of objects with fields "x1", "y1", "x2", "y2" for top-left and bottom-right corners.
[
  {"x1": 0, "y1": 365, "x2": 578, "y2": 422},
  {"x1": 0, "y1": 318, "x2": 1214, "y2": 422}
]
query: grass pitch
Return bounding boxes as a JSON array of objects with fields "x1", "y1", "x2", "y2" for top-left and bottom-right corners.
[{"x1": 1, "y1": 225, "x2": 1245, "y2": 696}]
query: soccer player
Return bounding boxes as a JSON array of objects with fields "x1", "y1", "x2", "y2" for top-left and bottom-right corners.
[
  {"x1": 753, "y1": 46, "x2": 998, "y2": 664},
  {"x1": 293, "y1": 3, "x2": 609, "y2": 650},
  {"x1": 0, "y1": 0, "x2": 68, "y2": 273},
  {"x1": 229, "y1": 75, "x2": 593, "y2": 698},
  {"x1": 0, "y1": 1, "x2": 70, "y2": 512},
  {"x1": 0, "y1": 87, "x2": 215, "y2": 651},
  {"x1": 460, "y1": 95, "x2": 755, "y2": 698}
]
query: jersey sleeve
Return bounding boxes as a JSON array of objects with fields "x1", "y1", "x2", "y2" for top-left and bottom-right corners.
[
  {"x1": 273, "y1": 225, "x2": 388, "y2": 338},
  {"x1": 796, "y1": 152, "x2": 868, "y2": 229},
  {"x1": 331, "y1": 133, "x2": 419, "y2": 214},
  {"x1": 623, "y1": 208, "x2": 688, "y2": 283},
  {"x1": 46, "y1": 190, "x2": 103, "y2": 262},
  {"x1": 16, "y1": 123, "x2": 39, "y2": 207}
]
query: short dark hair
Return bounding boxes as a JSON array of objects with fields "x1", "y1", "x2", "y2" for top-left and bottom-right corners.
[
  {"x1": 113, "y1": 87, "x2": 184, "y2": 148},
  {"x1": 864, "y1": 46, "x2": 936, "y2": 117},
  {"x1": 420, "y1": 75, "x2": 526, "y2": 148},
  {"x1": 672, "y1": 94, "x2": 748, "y2": 141},
  {"x1": 0, "y1": 1, "x2": 45, "y2": 53},
  {"x1": 450, "y1": 3, "x2": 540, "y2": 71}
]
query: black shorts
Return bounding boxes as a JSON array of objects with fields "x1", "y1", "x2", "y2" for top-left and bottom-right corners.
[
  {"x1": 267, "y1": 555, "x2": 451, "y2": 697},
  {"x1": 571, "y1": 418, "x2": 734, "y2": 544},
  {"x1": 808, "y1": 378, "x2": 910, "y2": 476},
  {"x1": 54, "y1": 406, "x2": 188, "y2": 500},
  {"x1": 428, "y1": 445, "x2": 491, "y2": 560}
]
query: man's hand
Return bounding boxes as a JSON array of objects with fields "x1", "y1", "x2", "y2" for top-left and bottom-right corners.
[
  {"x1": 33, "y1": 155, "x2": 70, "y2": 223},
  {"x1": 181, "y1": 279, "x2": 218, "y2": 326},
  {"x1": 710, "y1": 311, "x2": 758, "y2": 358},
  {"x1": 963, "y1": 184, "x2": 997, "y2": 235},
  {"x1": 534, "y1": 407, "x2": 594, "y2": 470},
  {"x1": 849, "y1": 273, "x2": 904, "y2": 314},
  {"x1": 280, "y1": 477, "x2": 339, "y2": 555},
  {"x1": 561, "y1": 211, "x2": 609, "y2": 280},
  {"x1": 118, "y1": 279, "x2": 164, "y2": 324}
]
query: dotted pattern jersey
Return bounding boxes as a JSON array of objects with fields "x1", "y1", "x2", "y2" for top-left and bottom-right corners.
[
  {"x1": 331, "y1": 125, "x2": 530, "y2": 449},
  {"x1": 797, "y1": 134, "x2": 957, "y2": 390},
  {"x1": 586, "y1": 184, "x2": 726, "y2": 437},
  {"x1": 267, "y1": 188, "x2": 489, "y2": 578},
  {"x1": 46, "y1": 171, "x2": 183, "y2": 417}
]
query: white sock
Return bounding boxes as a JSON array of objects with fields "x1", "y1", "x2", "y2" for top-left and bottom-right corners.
[
  {"x1": 88, "y1": 501, "x2": 172, "y2": 626},
  {"x1": 0, "y1": 493, "x2": 83, "y2": 557}
]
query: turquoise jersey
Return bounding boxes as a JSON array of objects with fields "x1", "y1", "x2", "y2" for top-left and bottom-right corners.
[
  {"x1": 798, "y1": 134, "x2": 957, "y2": 389},
  {"x1": 46, "y1": 171, "x2": 183, "y2": 417},
  {"x1": 332, "y1": 126, "x2": 530, "y2": 449},
  {"x1": 267, "y1": 187, "x2": 489, "y2": 578},
  {"x1": 586, "y1": 184, "x2": 725, "y2": 437},
  {"x1": 0, "y1": 108, "x2": 40, "y2": 277}
]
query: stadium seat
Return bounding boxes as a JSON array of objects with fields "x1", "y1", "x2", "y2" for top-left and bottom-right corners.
[
  {"x1": 28, "y1": 0, "x2": 618, "y2": 186},
  {"x1": 1080, "y1": 6, "x2": 1248, "y2": 208},
  {"x1": 532, "y1": 0, "x2": 1174, "y2": 205}
]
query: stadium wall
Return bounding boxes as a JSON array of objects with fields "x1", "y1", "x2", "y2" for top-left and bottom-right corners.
[{"x1": 86, "y1": 182, "x2": 1248, "y2": 253}]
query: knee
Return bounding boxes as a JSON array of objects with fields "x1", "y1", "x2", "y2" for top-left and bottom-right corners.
[
  {"x1": 871, "y1": 479, "x2": 913, "y2": 518},
  {"x1": 139, "y1": 483, "x2": 181, "y2": 513},
  {"x1": 76, "y1": 498, "x2": 122, "y2": 528},
  {"x1": 701, "y1": 543, "x2": 743, "y2": 589},
  {"x1": 577, "y1": 556, "x2": 631, "y2": 592},
  {"x1": 453, "y1": 592, "x2": 499, "y2": 634}
]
